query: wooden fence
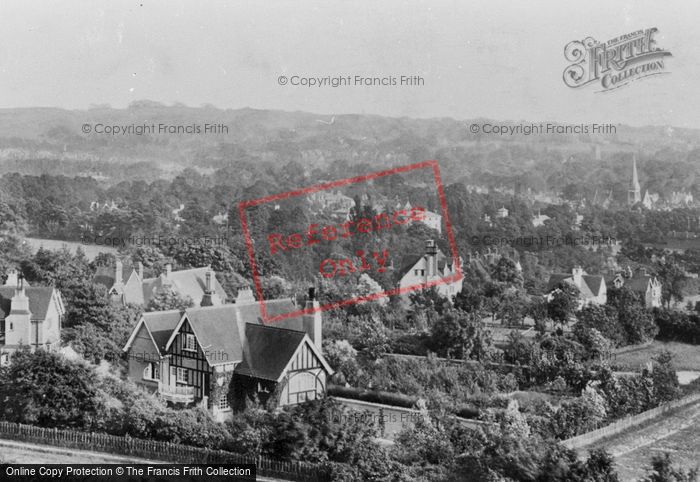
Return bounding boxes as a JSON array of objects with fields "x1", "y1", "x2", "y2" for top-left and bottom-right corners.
[
  {"x1": 561, "y1": 392, "x2": 700, "y2": 451},
  {"x1": 0, "y1": 421, "x2": 331, "y2": 482}
]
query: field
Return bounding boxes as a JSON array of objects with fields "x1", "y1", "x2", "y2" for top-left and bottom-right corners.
[
  {"x1": 23, "y1": 237, "x2": 118, "y2": 261},
  {"x1": 613, "y1": 341, "x2": 700, "y2": 372},
  {"x1": 584, "y1": 400, "x2": 700, "y2": 481}
]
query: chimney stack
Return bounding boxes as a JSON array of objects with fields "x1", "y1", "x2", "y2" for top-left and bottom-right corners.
[
  {"x1": 165, "y1": 264, "x2": 172, "y2": 277},
  {"x1": 4, "y1": 268, "x2": 19, "y2": 287},
  {"x1": 200, "y1": 270, "x2": 215, "y2": 307},
  {"x1": 572, "y1": 266, "x2": 584, "y2": 287},
  {"x1": 235, "y1": 288, "x2": 255, "y2": 304},
  {"x1": 303, "y1": 286, "x2": 322, "y2": 349},
  {"x1": 137, "y1": 262, "x2": 144, "y2": 279},
  {"x1": 115, "y1": 259, "x2": 123, "y2": 285},
  {"x1": 425, "y1": 239, "x2": 438, "y2": 278}
]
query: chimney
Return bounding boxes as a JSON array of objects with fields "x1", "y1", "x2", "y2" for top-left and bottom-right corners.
[
  {"x1": 114, "y1": 259, "x2": 123, "y2": 285},
  {"x1": 425, "y1": 239, "x2": 438, "y2": 278},
  {"x1": 200, "y1": 270, "x2": 215, "y2": 307},
  {"x1": 165, "y1": 264, "x2": 172, "y2": 277},
  {"x1": 3, "y1": 268, "x2": 19, "y2": 287},
  {"x1": 11, "y1": 274, "x2": 29, "y2": 313},
  {"x1": 137, "y1": 262, "x2": 144, "y2": 279},
  {"x1": 5, "y1": 274, "x2": 31, "y2": 347},
  {"x1": 235, "y1": 288, "x2": 255, "y2": 304},
  {"x1": 572, "y1": 266, "x2": 584, "y2": 287},
  {"x1": 303, "y1": 287, "x2": 322, "y2": 349}
]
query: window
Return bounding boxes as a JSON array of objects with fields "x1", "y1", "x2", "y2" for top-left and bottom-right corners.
[
  {"x1": 143, "y1": 362, "x2": 160, "y2": 381},
  {"x1": 9, "y1": 323, "x2": 13, "y2": 331},
  {"x1": 218, "y1": 392, "x2": 230, "y2": 411},
  {"x1": 176, "y1": 367, "x2": 189, "y2": 383},
  {"x1": 0, "y1": 354, "x2": 8, "y2": 367},
  {"x1": 183, "y1": 334, "x2": 196, "y2": 352}
]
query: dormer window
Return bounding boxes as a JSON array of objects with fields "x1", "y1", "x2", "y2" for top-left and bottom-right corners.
[{"x1": 183, "y1": 333, "x2": 196, "y2": 352}]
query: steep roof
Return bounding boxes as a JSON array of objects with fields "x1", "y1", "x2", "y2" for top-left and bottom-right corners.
[
  {"x1": 546, "y1": 273, "x2": 605, "y2": 299},
  {"x1": 582, "y1": 275, "x2": 604, "y2": 295},
  {"x1": 626, "y1": 275, "x2": 654, "y2": 293},
  {"x1": 234, "y1": 323, "x2": 306, "y2": 381},
  {"x1": 143, "y1": 310, "x2": 183, "y2": 354},
  {"x1": 0, "y1": 286, "x2": 59, "y2": 320},
  {"x1": 93, "y1": 265, "x2": 137, "y2": 291},
  {"x1": 546, "y1": 274, "x2": 571, "y2": 292},
  {"x1": 398, "y1": 247, "x2": 452, "y2": 279},
  {"x1": 165, "y1": 298, "x2": 306, "y2": 366},
  {"x1": 142, "y1": 267, "x2": 227, "y2": 307}
]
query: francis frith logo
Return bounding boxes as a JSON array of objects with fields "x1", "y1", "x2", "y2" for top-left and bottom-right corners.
[{"x1": 563, "y1": 28, "x2": 672, "y2": 92}]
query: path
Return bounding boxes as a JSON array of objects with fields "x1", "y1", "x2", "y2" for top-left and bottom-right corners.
[{"x1": 0, "y1": 438, "x2": 287, "y2": 481}]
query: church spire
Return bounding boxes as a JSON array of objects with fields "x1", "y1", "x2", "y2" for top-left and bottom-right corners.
[{"x1": 628, "y1": 155, "x2": 641, "y2": 205}]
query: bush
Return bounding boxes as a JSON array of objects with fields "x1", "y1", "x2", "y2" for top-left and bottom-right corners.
[{"x1": 327, "y1": 384, "x2": 419, "y2": 408}]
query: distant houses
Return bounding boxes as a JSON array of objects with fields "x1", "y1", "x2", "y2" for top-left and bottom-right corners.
[
  {"x1": 122, "y1": 288, "x2": 333, "y2": 420},
  {"x1": 0, "y1": 269, "x2": 65, "y2": 364},
  {"x1": 94, "y1": 261, "x2": 228, "y2": 308},
  {"x1": 607, "y1": 267, "x2": 662, "y2": 308},
  {"x1": 398, "y1": 239, "x2": 462, "y2": 300},
  {"x1": 547, "y1": 266, "x2": 607, "y2": 308}
]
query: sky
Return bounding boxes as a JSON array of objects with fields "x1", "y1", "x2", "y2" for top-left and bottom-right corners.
[{"x1": 0, "y1": 0, "x2": 698, "y2": 127}]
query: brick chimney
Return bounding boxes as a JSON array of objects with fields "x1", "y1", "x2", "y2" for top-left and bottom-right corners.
[
  {"x1": 3, "y1": 268, "x2": 19, "y2": 287},
  {"x1": 303, "y1": 287, "x2": 322, "y2": 349},
  {"x1": 425, "y1": 239, "x2": 438, "y2": 278},
  {"x1": 6, "y1": 274, "x2": 32, "y2": 347},
  {"x1": 235, "y1": 288, "x2": 255, "y2": 304},
  {"x1": 200, "y1": 269, "x2": 215, "y2": 307},
  {"x1": 572, "y1": 266, "x2": 584, "y2": 288},
  {"x1": 114, "y1": 259, "x2": 123, "y2": 286},
  {"x1": 137, "y1": 262, "x2": 144, "y2": 279}
]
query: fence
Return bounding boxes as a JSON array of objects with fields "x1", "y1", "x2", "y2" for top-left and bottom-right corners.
[
  {"x1": 561, "y1": 392, "x2": 700, "y2": 451},
  {"x1": 0, "y1": 421, "x2": 330, "y2": 482}
]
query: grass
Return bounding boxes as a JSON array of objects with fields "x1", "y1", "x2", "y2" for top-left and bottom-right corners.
[
  {"x1": 613, "y1": 341, "x2": 700, "y2": 372},
  {"x1": 606, "y1": 402, "x2": 700, "y2": 481}
]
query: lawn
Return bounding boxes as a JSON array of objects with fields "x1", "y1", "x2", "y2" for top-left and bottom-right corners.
[{"x1": 612, "y1": 341, "x2": 700, "y2": 372}]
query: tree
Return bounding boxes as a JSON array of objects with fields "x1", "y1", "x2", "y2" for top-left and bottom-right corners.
[
  {"x1": 0, "y1": 349, "x2": 102, "y2": 428},
  {"x1": 652, "y1": 351, "x2": 680, "y2": 404},
  {"x1": 657, "y1": 262, "x2": 687, "y2": 308},
  {"x1": 576, "y1": 304, "x2": 623, "y2": 346},
  {"x1": 548, "y1": 282, "x2": 579, "y2": 323},
  {"x1": 640, "y1": 453, "x2": 698, "y2": 482},
  {"x1": 146, "y1": 289, "x2": 194, "y2": 312},
  {"x1": 323, "y1": 340, "x2": 360, "y2": 385},
  {"x1": 430, "y1": 309, "x2": 495, "y2": 361},
  {"x1": 352, "y1": 316, "x2": 389, "y2": 361},
  {"x1": 492, "y1": 257, "x2": 524, "y2": 288},
  {"x1": 61, "y1": 283, "x2": 140, "y2": 363}
]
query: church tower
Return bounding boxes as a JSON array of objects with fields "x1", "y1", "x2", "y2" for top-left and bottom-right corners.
[{"x1": 628, "y1": 155, "x2": 641, "y2": 205}]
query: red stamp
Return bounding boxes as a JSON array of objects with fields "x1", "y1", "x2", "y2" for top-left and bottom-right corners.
[{"x1": 238, "y1": 160, "x2": 462, "y2": 323}]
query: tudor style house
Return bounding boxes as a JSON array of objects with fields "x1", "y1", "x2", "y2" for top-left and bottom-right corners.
[
  {"x1": 398, "y1": 239, "x2": 463, "y2": 301},
  {"x1": 95, "y1": 260, "x2": 227, "y2": 308},
  {"x1": 122, "y1": 288, "x2": 333, "y2": 421},
  {"x1": 547, "y1": 266, "x2": 607, "y2": 308},
  {"x1": 0, "y1": 269, "x2": 65, "y2": 364}
]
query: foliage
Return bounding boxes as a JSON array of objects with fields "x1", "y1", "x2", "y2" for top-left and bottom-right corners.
[
  {"x1": 146, "y1": 289, "x2": 194, "y2": 312},
  {"x1": 429, "y1": 309, "x2": 495, "y2": 361},
  {"x1": 640, "y1": 453, "x2": 698, "y2": 482},
  {"x1": 0, "y1": 349, "x2": 102, "y2": 428}
]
